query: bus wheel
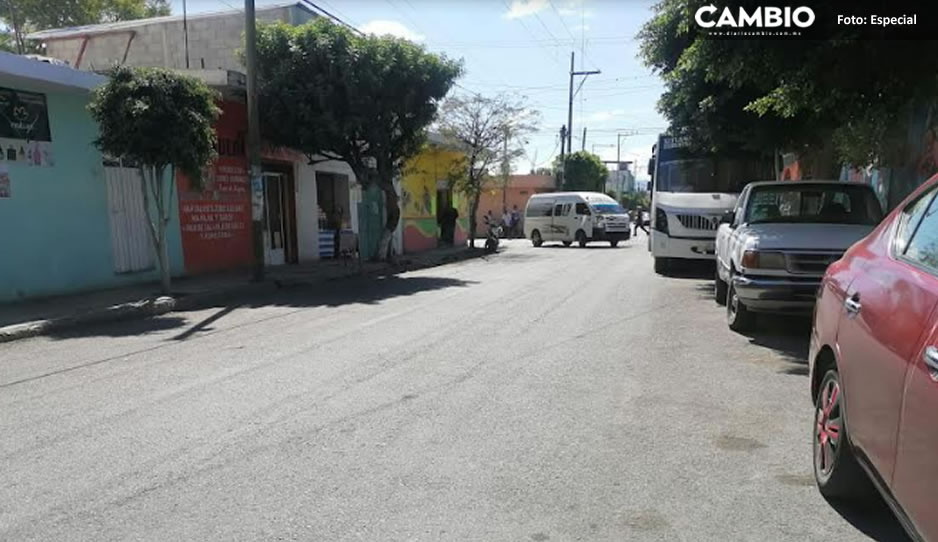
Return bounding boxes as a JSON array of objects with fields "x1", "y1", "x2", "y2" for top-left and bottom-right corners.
[
  {"x1": 531, "y1": 230, "x2": 543, "y2": 247},
  {"x1": 654, "y1": 257, "x2": 670, "y2": 275},
  {"x1": 576, "y1": 230, "x2": 588, "y2": 248}
]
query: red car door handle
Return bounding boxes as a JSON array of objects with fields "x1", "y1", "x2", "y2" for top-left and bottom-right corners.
[{"x1": 844, "y1": 295, "x2": 862, "y2": 316}]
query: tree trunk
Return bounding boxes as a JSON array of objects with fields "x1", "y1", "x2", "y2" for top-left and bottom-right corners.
[
  {"x1": 468, "y1": 191, "x2": 480, "y2": 249},
  {"x1": 140, "y1": 165, "x2": 172, "y2": 295},
  {"x1": 376, "y1": 181, "x2": 400, "y2": 262}
]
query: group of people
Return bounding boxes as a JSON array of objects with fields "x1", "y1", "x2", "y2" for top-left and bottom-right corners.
[{"x1": 484, "y1": 205, "x2": 522, "y2": 238}]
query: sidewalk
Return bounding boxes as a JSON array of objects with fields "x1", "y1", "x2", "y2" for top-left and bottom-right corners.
[{"x1": 0, "y1": 244, "x2": 482, "y2": 344}]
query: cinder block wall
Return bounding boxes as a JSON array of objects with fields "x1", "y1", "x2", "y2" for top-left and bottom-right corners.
[{"x1": 41, "y1": 5, "x2": 314, "y2": 72}]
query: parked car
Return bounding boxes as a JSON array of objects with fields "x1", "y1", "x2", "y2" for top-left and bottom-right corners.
[
  {"x1": 714, "y1": 181, "x2": 883, "y2": 331},
  {"x1": 524, "y1": 192, "x2": 631, "y2": 247},
  {"x1": 809, "y1": 174, "x2": 938, "y2": 541}
]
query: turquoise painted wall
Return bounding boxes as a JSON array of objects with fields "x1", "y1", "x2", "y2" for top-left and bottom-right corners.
[{"x1": 0, "y1": 81, "x2": 184, "y2": 302}]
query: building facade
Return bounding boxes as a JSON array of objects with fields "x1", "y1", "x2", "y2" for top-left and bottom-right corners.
[
  {"x1": 0, "y1": 53, "x2": 184, "y2": 302},
  {"x1": 475, "y1": 174, "x2": 555, "y2": 235},
  {"x1": 400, "y1": 141, "x2": 469, "y2": 253},
  {"x1": 29, "y1": 3, "x2": 369, "y2": 273}
]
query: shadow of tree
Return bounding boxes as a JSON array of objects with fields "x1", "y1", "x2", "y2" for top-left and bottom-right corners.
[{"x1": 48, "y1": 275, "x2": 477, "y2": 340}]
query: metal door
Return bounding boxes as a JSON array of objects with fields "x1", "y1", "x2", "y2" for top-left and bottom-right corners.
[{"x1": 104, "y1": 166, "x2": 153, "y2": 273}]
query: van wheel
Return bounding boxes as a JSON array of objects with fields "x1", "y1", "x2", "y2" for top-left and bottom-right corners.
[
  {"x1": 654, "y1": 257, "x2": 670, "y2": 275},
  {"x1": 610, "y1": 240, "x2": 619, "y2": 247},
  {"x1": 814, "y1": 370, "x2": 873, "y2": 499},
  {"x1": 576, "y1": 230, "x2": 588, "y2": 248},
  {"x1": 562, "y1": 241, "x2": 572, "y2": 247},
  {"x1": 531, "y1": 230, "x2": 543, "y2": 247},
  {"x1": 727, "y1": 278, "x2": 756, "y2": 332}
]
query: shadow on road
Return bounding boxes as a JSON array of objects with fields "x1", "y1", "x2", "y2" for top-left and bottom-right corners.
[
  {"x1": 538, "y1": 244, "x2": 634, "y2": 250},
  {"x1": 48, "y1": 275, "x2": 477, "y2": 341},
  {"x1": 659, "y1": 259, "x2": 714, "y2": 279},
  {"x1": 745, "y1": 315, "x2": 812, "y2": 365},
  {"x1": 827, "y1": 495, "x2": 911, "y2": 542}
]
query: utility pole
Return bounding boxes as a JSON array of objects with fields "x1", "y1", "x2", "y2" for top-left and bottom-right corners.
[
  {"x1": 183, "y1": 0, "x2": 190, "y2": 68},
  {"x1": 245, "y1": 0, "x2": 264, "y2": 281},
  {"x1": 581, "y1": 126, "x2": 587, "y2": 151},
  {"x1": 566, "y1": 51, "x2": 600, "y2": 157},
  {"x1": 558, "y1": 125, "x2": 567, "y2": 189}
]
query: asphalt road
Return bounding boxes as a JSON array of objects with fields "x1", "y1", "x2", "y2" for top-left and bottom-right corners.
[{"x1": 0, "y1": 234, "x2": 909, "y2": 541}]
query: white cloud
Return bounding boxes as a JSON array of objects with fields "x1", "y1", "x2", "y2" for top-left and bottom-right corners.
[
  {"x1": 572, "y1": 23, "x2": 590, "y2": 32},
  {"x1": 504, "y1": 0, "x2": 548, "y2": 19},
  {"x1": 359, "y1": 20, "x2": 425, "y2": 42},
  {"x1": 586, "y1": 109, "x2": 626, "y2": 123}
]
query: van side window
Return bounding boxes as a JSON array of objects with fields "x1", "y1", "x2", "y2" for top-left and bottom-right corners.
[
  {"x1": 563, "y1": 203, "x2": 572, "y2": 216},
  {"x1": 575, "y1": 203, "x2": 590, "y2": 215},
  {"x1": 554, "y1": 204, "x2": 563, "y2": 217},
  {"x1": 525, "y1": 200, "x2": 553, "y2": 217}
]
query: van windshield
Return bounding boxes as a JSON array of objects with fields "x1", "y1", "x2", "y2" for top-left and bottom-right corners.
[{"x1": 591, "y1": 203, "x2": 626, "y2": 215}]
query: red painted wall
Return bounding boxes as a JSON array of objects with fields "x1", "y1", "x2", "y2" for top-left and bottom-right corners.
[{"x1": 177, "y1": 101, "x2": 252, "y2": 274}]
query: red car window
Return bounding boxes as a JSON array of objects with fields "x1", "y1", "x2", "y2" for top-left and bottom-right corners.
[{"x1": 903, "y1": 195, "x2": 938, "y2": 273}]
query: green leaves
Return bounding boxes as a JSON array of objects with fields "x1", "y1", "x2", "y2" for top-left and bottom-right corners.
[
  {"x1": 254, "y1": 18, "x2": 462, "y2": 182},
  {"x1": 639, "y1": 0, "x2": 938, "y2": 168},
  {"x1": 88, "y1": 65, "x2": 220, "y2": 185},
  {"x1": 555, "y1": 151, "x2": 607, "y2": 192}
]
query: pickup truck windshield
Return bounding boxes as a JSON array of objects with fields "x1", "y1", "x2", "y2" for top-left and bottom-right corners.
[
  {"x1": 592, "y1": 203, "x2": 626, "y2": 215},
  {"x1": 745, "y1": 185, "x2": 883, "y2": 226}
]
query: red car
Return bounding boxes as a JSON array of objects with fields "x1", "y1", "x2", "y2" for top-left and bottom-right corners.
[{"x1": 810, "y1": 174, "x2": 938, "y2": 541}]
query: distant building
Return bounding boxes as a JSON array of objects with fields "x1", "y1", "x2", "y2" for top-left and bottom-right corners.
[
  {"x1": 27, "y1": 2, "x2": 315, "y2": 72},
  {"x1": 606, "y1": 167, "x2": 636, "y2": 199},
  {"x1": 476, "y1": 174, "x2": 555, "y2": 235}
]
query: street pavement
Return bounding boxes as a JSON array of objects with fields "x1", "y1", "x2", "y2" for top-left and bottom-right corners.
[{"x1": 0, "y1": 235, "x2": 908, "y2": 541}]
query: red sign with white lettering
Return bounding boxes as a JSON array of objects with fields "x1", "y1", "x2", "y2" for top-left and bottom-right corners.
[{"x1": 177, "y1": 100, "x2": 253, "y2": 274}]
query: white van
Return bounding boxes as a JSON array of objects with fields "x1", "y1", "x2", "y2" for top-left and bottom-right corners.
[{"x1": 524, "y1": 192, "x2": 632, "y2": 247}]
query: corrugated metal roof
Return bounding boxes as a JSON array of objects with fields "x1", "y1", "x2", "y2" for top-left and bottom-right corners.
[{"x1": 27, "y1": 2, "x2": 311, "y2": 41}]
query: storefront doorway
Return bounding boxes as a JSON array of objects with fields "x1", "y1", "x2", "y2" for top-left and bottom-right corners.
[
  {"x1": 316, "y1": 171, "x2": 351, "y2": 258},
  {"x1": 262, "y1": 164, "x2": 297, "y2": 266}
]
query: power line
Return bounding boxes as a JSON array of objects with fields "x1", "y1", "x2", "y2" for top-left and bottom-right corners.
[
  {"x1": 501, "y1": 0, "x2": 564, "y2": 69},
  {"x1": 299, "y1": 0, "x2": 362, "y2": 33}
]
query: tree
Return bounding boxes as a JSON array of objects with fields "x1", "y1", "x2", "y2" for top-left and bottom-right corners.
[
  {"x1": 0, "y1": 0, "x2": 170, "y2": 54},
  {"x1": 638, "y1": 0, "x2": 938, "y2": 172},
  {"x1": 254, "y1": 19, "x2": 461, "y2": 260},
  {"x1": 554, "y1": 150, "x2": 607, "y2": 192},
  {"x1": 89, "y1": 66, "x2": 219, "y2": 294},
  {"x1": 437, "y1": 94, "x2": 537, "y2": 247}
]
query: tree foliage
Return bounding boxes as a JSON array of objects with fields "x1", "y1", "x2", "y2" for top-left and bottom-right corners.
[
  {"x1": 554, "y1": 150, "x2": 607, "y2": 192},
  {"x1": 89, "y1": 66, "x2": 219, "y2": 293},
  {"x1": 437, "y1": 94, "x2": 538, "y2": 246},
  {"x1": 254, "y1": 19, "x2": 461, "y2": 259},
  {"x1": 638, "y1": 0, "x2": 938, "y2": 170},
  {"x1": 1, "y1": 0, "x2": 170, "y2": 53}
]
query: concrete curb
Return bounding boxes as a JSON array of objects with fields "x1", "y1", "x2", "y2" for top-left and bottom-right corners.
[{"x1": 0, "y1": 248, "x2": 488, "y2": 345}]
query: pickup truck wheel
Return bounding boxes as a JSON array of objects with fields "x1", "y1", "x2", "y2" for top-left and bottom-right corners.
[
  {"x1": 727, "y1": 278, "x2": 756, "y2": 332},
  {"x1": 653, "y1": 257, "x2": 670, "y2": 275},
  {"x1": 714, "y1": 266, "x2": 728, "y2": 306},
  {"x1": 814, "y1": 370, "x2": 873, "y2": 500}
]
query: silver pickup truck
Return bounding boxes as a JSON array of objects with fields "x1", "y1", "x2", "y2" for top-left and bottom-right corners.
[{"x1": 714, "y1": 181, "x2": 883, "y2": 332}]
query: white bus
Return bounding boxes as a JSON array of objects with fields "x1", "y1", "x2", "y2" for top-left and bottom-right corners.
[
  {"x1": 648, "y1": 134, "x2": 774, "y2": 274},
  {"x1": 524, "y1": 192, "x2": 632, "y2": 248}
]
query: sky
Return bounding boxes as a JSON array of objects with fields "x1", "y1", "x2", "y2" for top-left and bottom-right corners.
[{"x1": 169, "y1": 0, "x2": 667, "y2": 181}]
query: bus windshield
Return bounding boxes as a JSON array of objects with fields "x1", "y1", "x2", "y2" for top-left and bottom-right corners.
[{"x1": 656, "y1": 158, "x2": 768, "y2": 194}]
